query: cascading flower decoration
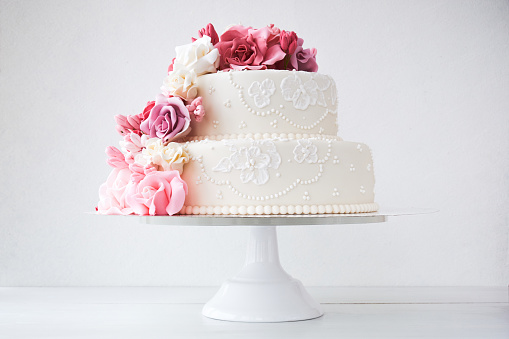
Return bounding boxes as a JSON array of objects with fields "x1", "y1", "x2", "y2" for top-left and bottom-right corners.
[{"x1": 97, "y1": 23, "x2": 318, "y2": 215}]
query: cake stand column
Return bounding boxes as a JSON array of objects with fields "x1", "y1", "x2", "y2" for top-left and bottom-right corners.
[{"x1": 202, "y1": 225, "x2": 323, "y2": 322}]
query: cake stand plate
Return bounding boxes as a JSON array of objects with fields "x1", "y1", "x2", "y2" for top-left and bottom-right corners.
[{"x1": 141, "y1": 208, "x2": 436, "y2": 322}]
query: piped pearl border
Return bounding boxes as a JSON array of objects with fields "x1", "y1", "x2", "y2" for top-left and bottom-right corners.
[
  {"x1": 184, "y1": 133, "x2": 342, "y2": 142},
  {"x1": 179, "y1": 203, "x2": 379, "y2": 215}
]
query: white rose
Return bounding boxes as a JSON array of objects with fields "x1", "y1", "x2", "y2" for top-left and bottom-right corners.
[
  {"x1": 135, "y1": 139, "x2": 189, "y2": 174},
  {"x1": 174, "y1": 35, "x2": 219, "y2": 76},
  {"x1": 159, "y1": 142, "x2": 190, "y2": 173},
  {"x1": 161, "y1": 64, "x2": 198, "y2": 101},
  {"x1": 135, "y1": 137, "x2": 164, "y2": 167}
]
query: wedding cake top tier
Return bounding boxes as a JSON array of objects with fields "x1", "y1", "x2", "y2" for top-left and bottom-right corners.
[{"x1": 188, "y1": 70, "x2": 339, "y2": 139}]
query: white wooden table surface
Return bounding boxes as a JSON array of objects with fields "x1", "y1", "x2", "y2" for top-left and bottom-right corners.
[{"x1": 1, "y1": 287, "x2": 508, "y2": 338}]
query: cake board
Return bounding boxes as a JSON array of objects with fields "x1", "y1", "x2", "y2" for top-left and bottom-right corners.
[{"x1": 141, "y1": 208, "x2": 435, "y2": 323}]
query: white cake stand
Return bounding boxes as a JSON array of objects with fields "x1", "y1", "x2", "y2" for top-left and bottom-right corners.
[{"x1": 141, "y1": 208, "x2": 435, "y2": 323}]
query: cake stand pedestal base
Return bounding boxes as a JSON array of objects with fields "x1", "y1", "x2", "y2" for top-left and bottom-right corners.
[
  {"x1": 140, "y1": 208, "x2": 435, "y2": 322},
  {"x1": 202, "y1": 226, "x2": 322, "y2": 322}
]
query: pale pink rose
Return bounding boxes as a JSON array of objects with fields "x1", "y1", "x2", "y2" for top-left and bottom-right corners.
[
  {"x1": 186, "y1": 97, "x2": 205, "y2": 122},
  {"x1": 98, "y1": 146, "x2": 134, "y2": 215},
  {"x1": 125, "y1": 170, "x2": 188, "y2": 216},
  {"x1": 97, "y1": 167, "x2": 133, "y2": 215}
]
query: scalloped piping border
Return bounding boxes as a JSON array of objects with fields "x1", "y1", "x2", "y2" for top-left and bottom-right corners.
[
  {"x1": 179, "y1": 203, "x2": 379, "y2": 215},
  {"x1": 184, "y1": 133, "x2": 343, "y2": 142}
]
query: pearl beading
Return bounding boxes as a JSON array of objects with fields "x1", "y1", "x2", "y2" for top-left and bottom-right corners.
[
  {"x1": 180, "y1": 202, "x2": 379, "y2": 215},
  {"x1": 184, "y1": 133, "x2": 343, "y2": 142}
]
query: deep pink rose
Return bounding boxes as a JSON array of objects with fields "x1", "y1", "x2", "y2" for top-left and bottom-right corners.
[
  {"x1": 280, "y1": 30, "x2": 298, "y2": 54},
  {"x1": 186, "y1": 97, "x2": 205, "y2": 122},
  {"x1": 125, "y1": 170, "x2": 188, "y2": 216},
  {"x1": 216, "y1": 25, "x2": 286, "y2": 71},
  {"x1": 140, "y1": 94, "x2": 191, "y2": 143},
  {"x1": 216, "y1": 35, "x2": 262, "y2": 70},
  {"x1": 195, "y1": 23, "x2": 219, "y2": 45}
]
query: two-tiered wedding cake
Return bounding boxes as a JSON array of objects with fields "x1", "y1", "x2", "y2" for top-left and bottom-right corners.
[{"x1": 97, "y1": 24, "x2": 378, "y2": 216}]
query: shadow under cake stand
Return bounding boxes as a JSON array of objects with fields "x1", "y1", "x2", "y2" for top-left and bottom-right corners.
[{"x1": 141, "y1": 208, "x2": 435, "y2": 323}]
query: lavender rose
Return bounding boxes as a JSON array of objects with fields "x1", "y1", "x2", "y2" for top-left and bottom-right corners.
[
  {"x1": 289, "y1": 38, "x2": 318, "y2": 72},
  {"x1": 140, "y1": 94, "x2": 191, "y2": 143}
]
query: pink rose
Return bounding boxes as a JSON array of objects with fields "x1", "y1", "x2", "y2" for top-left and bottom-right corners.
[
  {"x1": 140, "y1": 94, "x2": 191, "y2": 143},
  {"x1": 97, "y1": 167, "x2": 133, "y2": 215},
  {"x1": 195, "y1": 23, "x2": 219, "y2": 45},
  {"x1": 280, "y1": 30, "x2": 298, "y2": 54},
  {"x1": 289, "y1": 38, "x2": 318, "y2": 72},
  {"x1": 98, "y1": 146, "x2": 133, "y2": 215},
  {"x1": 249, "y1": 26, "x2": 286, "y2": 65},
  {"x1": 216, "y1": 25, "x2": 286, "y2": 71},
  {"x1": 125, "y1": 170, "x2": 188, "y2": 216},
  {"x1": 186, "y1": 97, "x2": 205, "y2": 122}
]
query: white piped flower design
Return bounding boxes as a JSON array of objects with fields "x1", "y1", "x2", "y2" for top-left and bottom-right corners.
[
  {"x1": 213, "y1": 140, "x2": 281, "y2": 185},
  {"x1": 248, "y1": 79, "x2": 276, "y2": 108},
  {"x1": 280, "y1": 73, "x2": 318, "y2": 110},
  {"x1": 313, "y1": 73, "x2": 331, "y2": 107},
  {"x1": 330, "y1": 80, "x2": 337, "y2": 105},
  {"x1": 293, "y1": 139, "x2": 318, "y2": 164}
]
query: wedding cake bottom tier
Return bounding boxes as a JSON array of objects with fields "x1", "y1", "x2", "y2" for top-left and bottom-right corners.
[{"x1": 179, "y1": 137, "x2": 378, "y2": 215}]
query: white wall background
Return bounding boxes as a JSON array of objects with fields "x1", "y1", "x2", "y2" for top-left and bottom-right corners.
[{"x1": 1, "y1": 0, "x2": 508, "y2": 287}]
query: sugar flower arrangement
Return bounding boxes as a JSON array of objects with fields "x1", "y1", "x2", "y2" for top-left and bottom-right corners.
[{"x1": 97, "y1": 23, "x2": 318, "y2": 215}]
